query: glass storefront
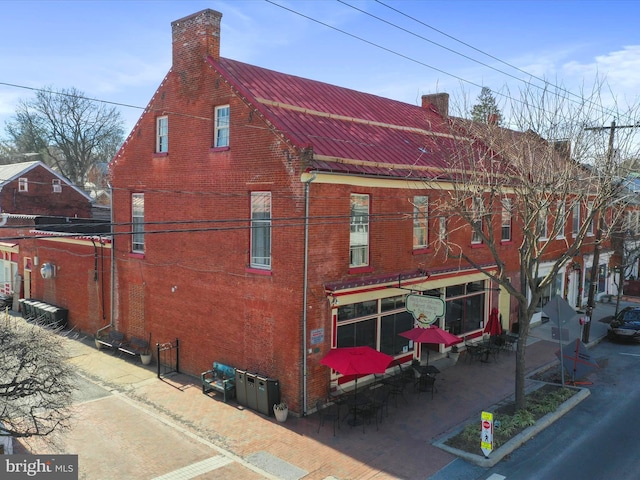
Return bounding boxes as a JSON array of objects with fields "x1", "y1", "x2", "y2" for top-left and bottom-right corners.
[{"x1": 334, "y1": 279, "x2": 487, "y2": 355}]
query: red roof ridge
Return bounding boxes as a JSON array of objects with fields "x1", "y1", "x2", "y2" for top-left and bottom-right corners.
[{"x1": 256, "y1": 97, "x2": 465, "y2": 141}]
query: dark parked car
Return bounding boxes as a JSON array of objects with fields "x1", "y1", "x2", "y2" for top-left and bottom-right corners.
[{"x1": 607, "y1": 306, "x2": 640, "y2": 342}]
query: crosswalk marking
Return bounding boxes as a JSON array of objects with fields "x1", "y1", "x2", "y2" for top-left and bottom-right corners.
[{"x1": 152, "y1": 455, "x2": 233, "y2": 480}]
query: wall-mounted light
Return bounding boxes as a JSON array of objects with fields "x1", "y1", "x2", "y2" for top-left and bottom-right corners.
[
  {"x1": 40, "y1": 263, "x2": 56, "y2": 279},
  {"x1": 33, "y1": 256, "x2": 39, "y2": 266}
]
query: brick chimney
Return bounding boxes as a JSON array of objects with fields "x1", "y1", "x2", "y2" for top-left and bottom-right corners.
[
  {"x1": 421, "y1": 93, "x2": 449, "y2": 117},
  {"x1": 171, "y1": 9, "x2": 222, "y2": 70},
  {"x1": 487, "y1": 113, "x2": 499, "y2": 125}
]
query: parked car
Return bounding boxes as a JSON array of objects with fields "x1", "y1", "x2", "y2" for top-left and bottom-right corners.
[{"x1": 607, "y1": 307, "x2": 640, "y2": 342}]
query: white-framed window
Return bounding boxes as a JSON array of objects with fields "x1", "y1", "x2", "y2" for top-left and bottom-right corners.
[
  {"x1": 350, "y1": 194, "x2": 369, "y2": 267},
  {"x1": 214, "y1": 105, "x2": 230, "y2": 148},
  {"x1": 587, "y1": 201, "x2": 595, "y2": 236},
  {"x1": 132, "y1": 193, "x2": 145, "y2": 253},
  {"x1": 501, "y1": 198, "x2": 512, "y2": 242},
  {"x1": 538, "y1": 204, "x2": 549, "y2": 240},
  {"x1": 250, "y1": 191, "x2": 271, "y2": 269},
  {"x1": 52, "y1": 179, "x2": 62, "y2": 193},
  {"x1": 556, "y1": 201, "x2": 566, "y2": 239},
  {"x1": 156, "y1": 116, "x2": 168, "y2": 153},
  {"x1": 572, "y1": 203, "x2": 580, "y2": 235},
  {"x1": 471, "y1": 197, "x2": 483, "y2": 244},
  {"x1": 438, "y1": 216, "x2": 447, "y2": 243},
  {"x1": 18, "y1": 178, "x2": 28, "y2": 192},
  {"x1": 413, "y1": 196, "x2": 428, "y2": 249}
]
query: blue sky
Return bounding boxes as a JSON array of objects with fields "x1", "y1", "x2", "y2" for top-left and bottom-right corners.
[{"x1": 1, "y1": 0, "x2": 640, "y2": 135}]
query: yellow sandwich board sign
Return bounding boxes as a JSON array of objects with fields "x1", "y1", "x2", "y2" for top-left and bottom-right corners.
[{"x1": 481, "y1": 411, "x2": 493, "y2": 457}]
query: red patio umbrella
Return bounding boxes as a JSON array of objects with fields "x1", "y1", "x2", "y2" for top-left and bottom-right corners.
[
  {"x1": 484, "y1": 307, "x2": 503, "y2": 337},
  {"x1": 320, "y1": 346, "x2": 394, "y2": 377},
  {"x1": 399, "y1": 325, "x2": 463, "y2": 365},
  {"x1": 320, "y1": 346, "x2": 393, "y2": 424}
]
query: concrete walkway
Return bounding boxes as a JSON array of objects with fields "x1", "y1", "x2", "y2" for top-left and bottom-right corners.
[{"x1": 13, "y1": 300, "x2": 624, "y2": 480}]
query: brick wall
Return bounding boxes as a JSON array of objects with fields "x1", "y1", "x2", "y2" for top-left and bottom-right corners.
[{"x1": 0, "y1": 165, "x2": 91, "y2": 217}]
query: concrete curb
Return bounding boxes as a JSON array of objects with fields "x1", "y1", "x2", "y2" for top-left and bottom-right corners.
[{"x1": 431, "y1": 384, "x2": 591, "y2": 468}]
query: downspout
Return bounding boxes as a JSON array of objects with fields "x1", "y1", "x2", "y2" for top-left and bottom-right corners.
[
  {"x1": 302, "y1": 172, "x2": 316, "y2": 416},
  {"x1": 109, "y1": 184, "x2": 115, "y2": 328}
]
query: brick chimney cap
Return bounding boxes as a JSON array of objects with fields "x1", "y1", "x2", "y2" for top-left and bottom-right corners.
[{"x1": 171, "y1": 8, "x2": 222, "y2": 28}]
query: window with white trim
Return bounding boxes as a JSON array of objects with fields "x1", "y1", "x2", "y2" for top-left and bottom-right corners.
[
  {"x1": 18, "y1": 178, "x2": 28, "y2": 192},
  {"x1": 572, "y1": 203, "x2": 580, "y2": 235},
  {"x1": 587, "y1": 201, "x2": 594, "y2": 236},
  {"x1": 52, "y1": 179, "x2": 62, "y2": 193},
  {"x1": 250, "y1": 191, "x2": 271, "y2": 269},
  {"x1": 501, "y1": 198, "x2": 512, "y2": 241},
  {"x1": 214, "y1": 105, "x2": 230, "y2": 148},
  {"x1": 556, "y1": 201, "x2": 566, "y2": 239},
  {"x1": 413, "y1": 196, "x2": 428, "y2": 249},
  {"x1": 538, "y1": 204, "x2": 549, "y2": 240},
  {"x1": 438, "y1": 216, "x2": 447, "y2": 243},
  {"x1": 350, "y1": 194, "x2": 369, "y2": 267},
  {"x1": 156, "y1": 116, "x2": 168, "y2": 153},
  {"x1": 471, "y1": 197, "x2": 483, "y2": 244},
  {"x1": 132, "y1": 193, "x2": 145, "y2": 253}
]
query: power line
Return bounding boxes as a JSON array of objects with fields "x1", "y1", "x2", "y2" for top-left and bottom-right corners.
[{"x1": 265, "y1": 0, "x2": 633, "y2": 124}]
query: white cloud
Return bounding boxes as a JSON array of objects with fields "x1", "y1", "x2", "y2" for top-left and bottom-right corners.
[{"x1": 563, "y1": 45, "x2": 640, "y2": 90}]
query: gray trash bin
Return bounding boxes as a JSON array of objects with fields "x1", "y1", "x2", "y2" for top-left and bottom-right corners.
[
  {"x1": 235, "y1": 369, "x2": 247, "y2": 406},
  {"x1": 245, "y1": 372, "x2": 258, "y2": 411},
  {"x1": 256, "y1": 376, "x2": 280, "y2": 416}
]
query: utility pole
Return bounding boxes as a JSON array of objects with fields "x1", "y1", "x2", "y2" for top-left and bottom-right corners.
[{"x1": 582, "y1": 121, "x2": 637, "y2": 342}]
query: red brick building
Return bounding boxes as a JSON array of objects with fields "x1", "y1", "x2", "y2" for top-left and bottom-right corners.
[
  {"x1": 0, "y1": 161, "x2": 92, "y2": 218},
  {"x1": 108, "y1": 9, "x2": 612, "y2": 414},
  {"x1": 0, "y1": 215, "x2": 111, "y2": 332}
]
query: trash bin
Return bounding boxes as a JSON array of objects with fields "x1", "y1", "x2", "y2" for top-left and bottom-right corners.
[
  {"x1": 245, "y1": 372, "x2": 258, "y2": 411},
  {"x1": 235, "y1": 369, "x2": 247, "y2": 407},
  {"x1": 256, "y1": 376, "x2": 280, "y2": 416}
]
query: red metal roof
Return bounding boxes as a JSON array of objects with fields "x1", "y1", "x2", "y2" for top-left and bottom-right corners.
[{"x1": 213, "y1": 58, "x2": 476, "y2": 179}]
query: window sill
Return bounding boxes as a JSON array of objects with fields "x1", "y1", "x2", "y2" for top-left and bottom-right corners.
[
  {"x1": 210, "y1": 146, "x2": 230, "y2": 153},
  {"x1": 500, "y1": 240, "x2": 513, "y2": 245},
  {"x1": 129, "y1": 252, "x2": 145, "y2": 259},
  {"x1": 348, "y1": 266, "x2": 374, "y2": 274},
  {"x1": 245, "y1": 266, "x2": 272, "y2": 276},
  {"x1": 412, "y1": 247, "x2": 431, "y2": 255},
  {"x1": 153, "y1": 152, "x2": 168, "y2": 158},
  {"x1": 470, "y1": 243, "x2": 484, "y2": 249}
]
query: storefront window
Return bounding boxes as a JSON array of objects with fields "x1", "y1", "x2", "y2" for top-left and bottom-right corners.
[
  {"x1": 336, "y1": 318, "x2": 376, "y2": 349},
  {"x1": 538, "y1": 272, "x2": 562, "y2": 308},
  {"x1": 380, "y1": 311, "x2": 413, "y2": 355},
  {"x1": 444, "y1": 281, "x2": 486, "y2": 335}
]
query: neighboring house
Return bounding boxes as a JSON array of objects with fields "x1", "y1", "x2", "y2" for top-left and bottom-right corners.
[
  {"x1": 0, "y1": 161, "x2": 93, "y2": 218},
  {"x1": 85, "y1": 162, "x2": 111, "y2": 207},
  {"x1": 108, "y1": 9, "x2": 614, "y2": 414},
  {"x1": 0, "y1": 215, "x2": 112, "y2": 332}
]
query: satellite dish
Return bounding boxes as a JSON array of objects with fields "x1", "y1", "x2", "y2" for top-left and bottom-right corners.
[{"x1": 40, "y1": 263, "x2": 55, "y2": 279}]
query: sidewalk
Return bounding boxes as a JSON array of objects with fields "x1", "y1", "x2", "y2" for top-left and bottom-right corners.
[{"x1": 14, "y1": 301, "x2": 622, "y2": 479}]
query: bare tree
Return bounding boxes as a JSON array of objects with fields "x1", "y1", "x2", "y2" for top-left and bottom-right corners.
[
  {"x1": 4, "y1": 86, "x2": 125, "y2": 186},
  {"x1": 0, "y1": 316, "x2": 75, "y2": 440},
  {"x1": 429, "y1": 82, "x2": 640, "y2": 410}
]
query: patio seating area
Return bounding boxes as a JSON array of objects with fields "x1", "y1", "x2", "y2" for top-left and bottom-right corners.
[{"x1": 318, "y1": 332, "x2": 521, "y2": 435}]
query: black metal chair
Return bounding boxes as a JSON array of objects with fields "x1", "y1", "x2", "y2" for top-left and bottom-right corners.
[
  {"x1": 369, "y1": 385, "x2": 391, "y2": 422},
  {"x1": 413, "y1": 367, "x2": 437, "y2": 398},
  {"x1": 316, "y1": 399, "x2": 341, "y2": 436}
]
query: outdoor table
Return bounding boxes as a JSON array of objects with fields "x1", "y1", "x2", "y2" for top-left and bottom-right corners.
[
  {"x1": 421, "y1": 365, "x2": 440, "y2": 376},
  {"x1": 346, "y1": 394, "x2": 372, "y2": 426}
]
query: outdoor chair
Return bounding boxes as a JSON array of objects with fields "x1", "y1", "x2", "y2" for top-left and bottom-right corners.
[
  {"x1": 465, "y1": 343, "x2": 485, "y2": 363},
  {"x1": 369, "y1": 385, "x2": 391, "y2": 422},
  {"x1": 413, "y1": 368, "x2": 438, "y2": 398},
  {"x1": 316, "y1": 399, "x2": 341, "y2": 436}
]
